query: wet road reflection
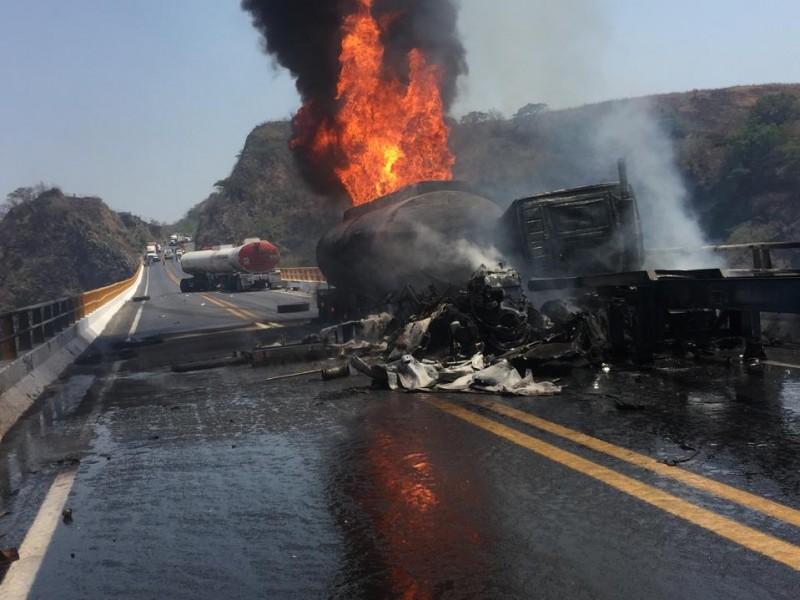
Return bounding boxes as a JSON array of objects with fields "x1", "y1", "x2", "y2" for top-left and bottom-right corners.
[
  {"x1": 326, "y1": 395, "x2": 497, "y2": 599},
  {"x1": 0, "y1": 373, "x2": 96, "y2": 504},
  {"x1": 3, "y1": 316, "x2": 800, "y2": 598}
]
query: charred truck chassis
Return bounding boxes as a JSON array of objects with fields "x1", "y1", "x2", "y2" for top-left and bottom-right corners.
[{"x1": 529, "y1": 268, "x2": 800, "y2": 361}]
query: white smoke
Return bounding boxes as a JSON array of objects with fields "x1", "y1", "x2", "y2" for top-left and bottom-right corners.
[
  {"x1": 450, "y1": 237, "x2": 507, "y2": 270},
  {"x1": 590, "y1": 101, "x2": 722, "y2": 269},
  {"x1": 409, "y1": 220, "x2": 506, "y2": 286},
  {"x1": 454, "y1": 1, "x2": 721, "y2": 269}
]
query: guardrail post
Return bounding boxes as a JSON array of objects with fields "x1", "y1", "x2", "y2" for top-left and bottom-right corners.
[
  {"x1": 1, "y1": 315, "x2": 17, "y2": 360},
  {"x1": 67, "y1": 297, "x2": 76, "y2": 324},
  {"x1": 59, "y1": 299, "x2": 69, "y2": 329},
  {"x1": 53, "y1": 301, "x2": 64, "y2": 333},
  {"x1": 32, "y1": 307, "x2": 45, "y2": 344},
  {"x1": 43, "y1": 305, "x2": 54, "y2": 338},
  {"x1": 17, "y1": 311, "x2": 32, "y2": 351},
  {"x1": 57, "y1": 299, "x2": 67, "y2": 330}
]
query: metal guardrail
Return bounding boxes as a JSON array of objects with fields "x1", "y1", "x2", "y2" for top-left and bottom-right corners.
[
  {"x1": 648, "y1": 240, "x2": 800, "y2": 270},
  {"x1": 0, "y1": 264, "x2": 142, "y2": 361},
  {"x1": 279, "y1": 267, "x2": 327, "y2": 283}
]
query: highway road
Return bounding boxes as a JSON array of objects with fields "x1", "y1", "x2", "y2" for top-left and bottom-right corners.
[{"x1": 1, "y1": 259, "x2": 799, "y2": 598}]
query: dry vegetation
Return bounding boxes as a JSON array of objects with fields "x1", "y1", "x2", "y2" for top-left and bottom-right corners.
[{"x1": 0, "y1": 190, "x2": 160, "y2": 311}]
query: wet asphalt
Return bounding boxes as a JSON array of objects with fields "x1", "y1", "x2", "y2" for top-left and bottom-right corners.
[{"x1": 0, "y1": 261, "x2": 799, "y2": 598}]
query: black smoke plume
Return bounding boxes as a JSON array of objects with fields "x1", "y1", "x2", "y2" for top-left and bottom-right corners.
[{"x1": 241, "y1": 0, "x2": 467, "y2": 196}]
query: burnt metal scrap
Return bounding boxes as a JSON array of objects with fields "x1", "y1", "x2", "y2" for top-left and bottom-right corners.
[
  {"x1": 495, "y1": 159, "x2": 644, "y2": 280},
  {"x1": 338, "y1": 264, "x2": 571, "y2": 395}
]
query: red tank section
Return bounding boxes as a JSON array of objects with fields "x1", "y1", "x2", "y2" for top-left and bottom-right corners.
[{"x1": 237, "y1": 241, "x2": 280, "y2": 273}]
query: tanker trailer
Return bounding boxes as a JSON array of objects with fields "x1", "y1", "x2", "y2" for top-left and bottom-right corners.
[
  {"x1": 316, "y1": 181, "x2": 502, "y2": 317},
  {"x1": 179, "y1": 240, "x2": 280, "y2": 293}
]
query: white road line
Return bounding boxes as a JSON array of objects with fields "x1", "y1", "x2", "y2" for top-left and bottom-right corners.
[
  {"x1": 763, "y1": 360, "x2": 800, "y2": 370},
  {"x1": 127, "y1": 266, "x2": 150, "y2": 339},
  {"x1": 0, "y1": 470, "x2": 77, "y2": 599},
  {"x1": 0, "y1": 360, "x2": 122, "y2": 598}
]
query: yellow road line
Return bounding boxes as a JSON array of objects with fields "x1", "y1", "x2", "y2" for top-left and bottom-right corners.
[
  {"x1": 163, "y1": 263, "x2": 183, "y2": 287},
  {"x1": 206, "y1": 295, "x2": 264, "y2": 321},
  {"x1": 472, "y1": 399, "x2": 800, "y2": 529},
  {"x1": 169, "y1": 268, "x2": 282, "y2": 326},
  {"x1": 200, "y1": 294, "x2": 251, "y2": 321},
  {"x1": 424, "y1": 397, "x2": 800, "y2": 571}
]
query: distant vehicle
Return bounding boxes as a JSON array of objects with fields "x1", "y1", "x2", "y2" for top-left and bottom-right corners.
[
  {"x1": 164, "y1": 248, "x2": 175, "y2": 260},
  {"x1": 169, "y1": 234, "x2": 178, "y2": 246},
  {"x1": 145, "y1": 242, "x2": 159, "y2": 265},
  {"x1": 183, "y1": 235, "x2": 191, "y2": 243},
  {"x1": 179, "y1": 240, "x2": 280, "y2": 292}
]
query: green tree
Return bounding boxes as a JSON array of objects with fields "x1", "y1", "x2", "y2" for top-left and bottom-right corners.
[
  {"x1": 1, "y1": 183, "x2": 49, "y2": 219},
  {"x1": 513, "y1": 102, "x2": 549, "y2": 120}
]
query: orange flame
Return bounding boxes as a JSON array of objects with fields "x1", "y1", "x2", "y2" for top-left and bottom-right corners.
[{"x1": 304, "y1": 0, "x2": 454, "y2": 205}]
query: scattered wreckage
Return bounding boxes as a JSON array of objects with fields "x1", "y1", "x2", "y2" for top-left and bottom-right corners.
[
  {"x1": 229, "y1": 263, "x2": 619, "y2": 397},
  {"x1": 172, "y1": 163, "x2": 800, "y2": 397}
]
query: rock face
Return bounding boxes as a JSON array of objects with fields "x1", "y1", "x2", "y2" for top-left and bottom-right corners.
[
  {"x1": 0, "y1": 189, "x2": 159, "y2": 311},
  {"x1": 192, "y1": 122, "x2": 348, "y2": 266}
]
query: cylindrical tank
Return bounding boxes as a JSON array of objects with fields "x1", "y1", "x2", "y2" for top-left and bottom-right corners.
[
  {"x1": 180, "y1": 241, "x2": 280, "y2": 275},
  {"x1": 317, "y1": 181, "x2": 501, "y2": 296}
]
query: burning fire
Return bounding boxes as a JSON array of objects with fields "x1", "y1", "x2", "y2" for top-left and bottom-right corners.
[{"x1": 294, "y1": 0, "x2": 454, "y2": 205}]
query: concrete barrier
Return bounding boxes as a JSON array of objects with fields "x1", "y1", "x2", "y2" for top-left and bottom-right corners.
[
  {"x1": 0, "y1": 266, "x2": 144, "y2": 441},
  {"x1": 278, "y1": 267, "x2": 329, "y2": 295}
]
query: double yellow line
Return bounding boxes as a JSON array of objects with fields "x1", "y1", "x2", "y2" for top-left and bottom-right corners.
[
  {"x1": 425, "y1": 396, "x2": 800, "y2": 571},
  {"x1": 200, "y1": 293, "x2": 259, "y2": 321},
  {"x1": 163, "y1": 261, "x2": 278, "y2": 328},
  {"x1": 200, "y1": 294, "x2": 281, "y2": 329}
]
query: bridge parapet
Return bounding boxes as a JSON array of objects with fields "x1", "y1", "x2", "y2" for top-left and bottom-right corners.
[
  {"x1": 0, "y1": 264, "x2": 144, "y2": 440},
  {"x1": 1, "y1": 265, "x2": 142, "y2": 361}
]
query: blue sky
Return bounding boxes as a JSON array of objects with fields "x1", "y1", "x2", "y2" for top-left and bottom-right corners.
[{"x1": 2, "y1": 0, "x2": 799, "y2": 222}]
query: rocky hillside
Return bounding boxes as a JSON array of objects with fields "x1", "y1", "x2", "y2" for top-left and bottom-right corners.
[
  {"x1": 191, "y1": 122, "x2": 349, "y2": 266},
  {"x1": 0, "y1": 189, "x2": 159, "y2": 311},
  {"x1": 187, "y1": 84, "x2": 800, "y2": 267},
  {"x1": 451, "y1": 84, "x2": 800, "y2": 247}
]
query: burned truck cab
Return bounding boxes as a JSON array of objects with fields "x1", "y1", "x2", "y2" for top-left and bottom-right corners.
[{"x1": 496, "y1": 160, "x2": 644, "y2": 279}]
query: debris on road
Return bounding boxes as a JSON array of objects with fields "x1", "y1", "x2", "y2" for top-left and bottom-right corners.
[
  {"x1": 0, "y1": 548, "x2": 19, "y2": 564},
  {"x1": 172, "y1": 355, "x2": 249, "y2": 373},
  {"x1": 264, "y1": 363, "x2": 350, "y2": 383},
  {"x1": 277, "y1": 302, "x2": 311, "y2": 313},
  {"x1": 334, "y1": 265, "x2": 565, "y2": 396}
]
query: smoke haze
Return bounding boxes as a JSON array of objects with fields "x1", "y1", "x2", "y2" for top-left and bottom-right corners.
[
  {"x1": 454, "y1": 0, "x2": 610, "y2": 116},
  {"x1": 590, "y1": 102, "x2": 721, "y2": 268},
  {"x1": 454, "y1": 1, "x2": 718, "y2": 268}
]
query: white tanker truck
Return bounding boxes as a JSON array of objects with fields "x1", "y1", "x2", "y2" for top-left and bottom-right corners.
[{"x1": 178, "y1": 239, "x2": 281, "y2": 293}]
